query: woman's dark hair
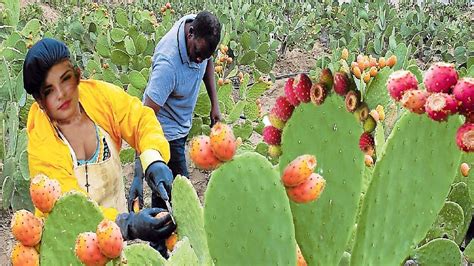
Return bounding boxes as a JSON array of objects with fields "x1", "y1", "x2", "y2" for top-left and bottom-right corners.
[{"x1": 191, "y1": 11, "x2": 221, "y2": 53}]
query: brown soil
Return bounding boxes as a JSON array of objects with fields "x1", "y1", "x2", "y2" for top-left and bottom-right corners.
[{"x1": 20, "y1": 0, "x2": 60, "y2": 24}]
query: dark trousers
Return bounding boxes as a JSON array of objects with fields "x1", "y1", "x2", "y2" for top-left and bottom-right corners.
[{"x1": 150, "y1": 135, "x2": 188, "y2": 258}]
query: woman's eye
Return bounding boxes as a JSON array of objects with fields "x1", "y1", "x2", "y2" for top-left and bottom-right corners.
[{"x1": 63, "y1": 75, "x2": 71, "y2": 81}]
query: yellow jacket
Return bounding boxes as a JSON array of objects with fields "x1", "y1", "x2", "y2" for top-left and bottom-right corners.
[{"x1": 27, "y1": 79, "x2": 170, "y2": 220}]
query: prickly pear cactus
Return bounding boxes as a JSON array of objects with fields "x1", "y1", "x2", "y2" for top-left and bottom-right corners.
[
  {"x1": 351, "y1": 113, "x2": 463, "y2": 265},
  {"x1": 411, "y1": 238, "x2": 462, "y2": 266},
  {"x1": 171, "y1": 175, "x2": 212, "y2": 265},
  {"x1": 40, "y1": 192, "x2": 104, "y2": 265},
  {"x1": 447, "y1": 182, "x2": 472, "y2": 244},
  {"x1": 123, "y1": 243, "x2": 166, "y2": 265},
  {"x1": 463, "y1": 239, "x2": 474, "y2": 263},
  {"x1": 279, "y1": 95, "x2": 364, "y2": 265},
  {"x1": 204, "y1": 152, "x2": 296, "y2": 265},
  {"x1": 167, "y1": 237, "x2": 199, "y2": 266},
  {"x1": 423, "y1": 201, "x2": 464, "y2": 244}
]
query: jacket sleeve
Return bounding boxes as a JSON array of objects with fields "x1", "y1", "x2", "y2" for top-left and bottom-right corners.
[{"x1": 99, "y1": 81, "x2": 170, "y2": 171}]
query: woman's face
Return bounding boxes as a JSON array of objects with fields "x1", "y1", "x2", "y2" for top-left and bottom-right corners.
[{"x1": 39, "y1": 60, "x2": 80, "y2": 123}]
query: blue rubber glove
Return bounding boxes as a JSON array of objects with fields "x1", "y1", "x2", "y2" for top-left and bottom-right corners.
[
  {"x1": 144, "y1": 161, "x2": 174, "y2": 202},
  {"x1": 115, "y1": 208, "x2": 176, "y2": 241},
  {"x1": 128, "y1": 157, "x2": 144, "y2": 212}
]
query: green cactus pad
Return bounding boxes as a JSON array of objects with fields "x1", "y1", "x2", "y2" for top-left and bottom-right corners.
[
  {"x1": 423, "y1": 201, "x2": 464, "y2": 244},
  {"x1": 351, "y1": 113, "x2": 463, "y2": 265},
  {"x1": 464, "y1": 239, "x2": 474, "y2": 263},
  {"x1": 40, "y1": 192, "x2": 104, "y2": 265},
  {"x1": 204, "y1": 152, "x2": 296, "y2": 266},
  {"x1": 279, "y1": 95, "x2": 364, "y2": 265},
  {"x1": 411, "y1": 238, "x2": 461, "y2": 266},
  {"x1": 447, "y1": 182, "x2": 472, "y2": 244},
  {"x1": 171, "y1": 175, "x2": 212, "y2": 265},
  {"x1": 123, "y1": 244, "x2": 166, "y2": 265},
  {"x1": 167, "y1": 237, "x2": 200, "y2": 266},
  {"x1": 339, "y1": 252, "x2": 351, "y2": 266}
]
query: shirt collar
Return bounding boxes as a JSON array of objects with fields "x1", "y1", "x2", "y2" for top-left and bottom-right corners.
[{"x1": 177, "y1": 17, "x2": 201, "y2": 69}]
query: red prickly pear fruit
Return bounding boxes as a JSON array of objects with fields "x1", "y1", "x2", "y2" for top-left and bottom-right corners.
[
  {"x1": 271, "y1": 96, "x2": 295, "y2": 121},
  {"x1": 387, "y1": 70, "x2": 418, "y2": 101},
  {"x1": 268, "y1": 113, "x2": 286, "y2": 130},
  {"x1": 30, "y1": 174, "x2": 61, "y2": 213},
  {"x1": 294, "y1": 74, "x2": 312, "y2": 103},
  {"x1": 310, "y1": 83, "x2": 327, "y2": 106},
  {"x1": 189, "y1": 135, "x2": 221, "y2": 170},
  {"x1": 263, "y1": 126, "x2": 282, "y2": 146},
  {"x1": 423, "y1": 62, "x2": 458, "y2": 93},
  {"x1": 345, "y1": 90, "x2": 361, "y2": 112},
  {"x1": 268, "y1": 145, "x2": 282, "y2": 158},
  {"x1": 281, "y1": 155, "x2": 317, "y2": 187},
  {"x1": 400, "y1": 90, "x2": 430, "y2": 114},
  {"x1": 319, "y1": 68, "x2": 333, "y2": 91},
  {"x1": 456, "y1": 122, "x2": 473, "y2": 152},
  {"x1": 296, "y1": 244, "x2": 308, "y2": 266},
  {"x1": 425, "y1": 93, "x2": 458, "y2": 122},
  {"x1": 210, "y1": 122, "x2": 237, "y2": 162},
  {"x1": 333, "y1": 72, "x2": 350, "y2": 96},
  {"x1": 359, "y1": 132, "x2": 375, "y2": 154},
  {"x1": 75, "y1": 232, "x2": 109, "y2": 266},
  {"x1": 11, "y1": 210, "x2": 43, "y2": 247},
  {"x1": 96, "y1": 219, "x2": 124, "y2": 259},
  {"x1": 286, "y1": 173, "x2": 326, "y2": 204},
  {"x1": 11, "y1": 242, "x2": 39, "y2": 266},
  {"x1": 284, "y1": 78, "x2": 300, "y2": 106},
  {"x1": 452, "y1": 77, "x2": 474, "y2": 116}
]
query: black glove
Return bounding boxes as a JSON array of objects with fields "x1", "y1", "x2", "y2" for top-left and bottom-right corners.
[
  {"x1": 115, "y1": 208, "x2": 176, "y2": 242},
  {"x1": 144, "y1": 161, "x2": 174, "y2": 202},
  {"x1": 128, "y1": 157, "x2": 144, "y2": 212}
]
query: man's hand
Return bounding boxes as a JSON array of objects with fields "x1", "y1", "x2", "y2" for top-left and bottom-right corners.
[
  {"x1": 128, "y1": 158, "x2": 144, "y2": 212},
  {"x1": 144, "y1": 161, "x2": 174, "y2": 201},
  {"x1": 116, "y1": 208, "x2": 176, "y2": 241},
  {"x1": 210, "y1": 105, "x2": 221, "y2": 127}
]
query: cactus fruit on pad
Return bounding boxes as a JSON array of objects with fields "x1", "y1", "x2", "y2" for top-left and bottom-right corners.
[
  {"x1": 40, "y1": 192, "x2": 104, "y2": 265},
  {"x1": 204, "y1": 152, "x2": 296, "y2": 265},
  {"x1": 351, "y1": 113, "x2": 463, "y2": 265},
  {"x1": 171, "y1": 175, "x2": 212, "y2": 265},
  {"x1": 123, "y1": 243, "x2": 166, "y2": 265},
  {"x1": 411, "y1": 238, "x2": 461, "y2": 266},
  {"x1": 279, "y1": 94, "x2": 364, "y2": 266}
]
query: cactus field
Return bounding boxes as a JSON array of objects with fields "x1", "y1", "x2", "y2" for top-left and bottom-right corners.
[{"x1": 0, "y1": 0, "x2": 473, "y2": 265}]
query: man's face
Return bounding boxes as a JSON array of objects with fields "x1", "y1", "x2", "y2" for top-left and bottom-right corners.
[{"x1": 188, "y1": 36, "x2": 212, "y2": 64}]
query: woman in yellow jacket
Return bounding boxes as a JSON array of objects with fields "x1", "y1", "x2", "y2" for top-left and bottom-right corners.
[{"x1": 24, "y1": 38, "x2": 175, "y2": 257}]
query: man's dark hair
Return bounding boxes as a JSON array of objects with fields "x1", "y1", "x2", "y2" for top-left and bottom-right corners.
[{"x1": 192, "y1": 11, "x2": 221, "y2": 52}]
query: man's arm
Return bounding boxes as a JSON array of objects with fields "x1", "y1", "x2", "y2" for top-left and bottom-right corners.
[
  {"x1": 143, "y1": 94, "x2": 161, "y2": 115},
  {"x1": 203, "y1": 58, "x2": 221, "y2": 126}
]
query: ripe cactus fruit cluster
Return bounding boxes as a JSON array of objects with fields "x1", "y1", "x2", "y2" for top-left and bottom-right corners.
[
  {"x1": 388, "y1": 62, "x2": 473, "y2": 152},
  {"x1": 75, "y1": 219, "x2": 124, "y2": 265},
  {"x1": 189, "y1": 123, "x2": 240, "y2": 170},
  {"x1": 30, "y1": 174, "x2": 61, "y2": 213},
  {"x1": 281, "y1": 155, "x2": 326, "y2": 203},
  {"x1": 345, "y1": 49, "x2": 397, "y2": 84}
]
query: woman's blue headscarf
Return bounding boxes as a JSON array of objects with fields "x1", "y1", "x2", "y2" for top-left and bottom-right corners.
[{"x1": 23, "y1": 38, "x2": 70, "y2": 95}]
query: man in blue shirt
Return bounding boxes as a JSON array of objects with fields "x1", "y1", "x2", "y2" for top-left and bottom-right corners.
[{"x1": 128, "y1": 11, "x2": 221, "y2": 258}]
